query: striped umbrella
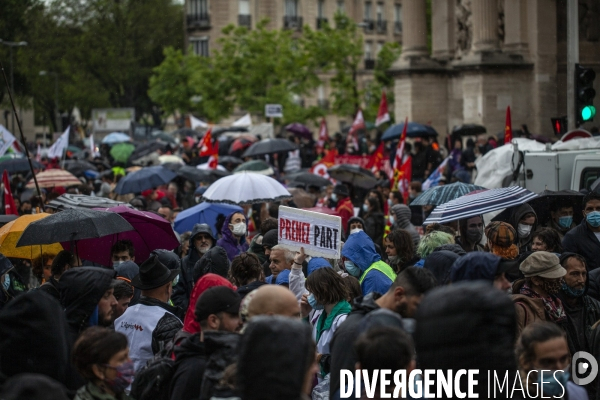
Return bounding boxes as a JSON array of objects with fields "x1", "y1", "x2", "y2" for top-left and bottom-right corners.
[
  {"x1": 26, "y1": 169, "x2": 81, "y2": 188},
  {"x1": 411, "y1": 182, "x2": 486, "y2": 206},
  {"x1": 46, "y1": 194, "x2": 133, "y2": 211},
  {"x1": 424, "y1": 186, "x2": 538, "y2": 224}
]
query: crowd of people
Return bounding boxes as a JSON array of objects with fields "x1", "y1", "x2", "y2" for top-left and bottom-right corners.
[{"x1": 0, "y1": 127, "x2": 599, "y2": 400}]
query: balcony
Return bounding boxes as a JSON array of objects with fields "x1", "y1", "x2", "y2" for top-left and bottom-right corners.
[
  {"x1": 318, "y1": 99, "x2": 330, "y2": 110},
  {"x1": 364, "y1": 59, "x2": 375, "y2": 70},
  {"x1": 187, "y1": 14, "x2": 210, "y2": 30},
  {"x1": 238, "y1": 14, "x2": 251, "y2": 28},
  {"x1": 394, "y1": 21, "x2": 402, "y2": 34},
  {"x1": 376, "y1": 20, "x2": 387, "y2": 34},
  {"x1": 362, "y1": 19, "x2": 375, "y2": 33},
  {"x1": 284, "y1": 16, "x2": 303, "y2": 31},
  {"x1": 316, "y1": 17, "x2": 328, "y2": 30}
]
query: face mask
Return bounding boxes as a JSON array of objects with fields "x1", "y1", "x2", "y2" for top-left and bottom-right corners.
[
  {"x1": 558, "y1": 216, "x2": 573, "y2": 229},
  {"x1": 362, "y1": 204, "x2": 369, "y2": 212},
  {"x1": 307, "y1": 293, "x2": 324, "y2": 310},
  {"x1": 350, "y1": 228, "x2": 362, "y2": 234},
  {"x1": 587, "y1": 211, "x2": 600, "y2": 228},
  {"x1": 388, "y1": 255, "x2": 399, "y2": 264},
  {"x1": 344, "y1": 260, "x2": 361, "y2": 277},
  {"x1": 538, "y1": 278, "x2": 563, "y2": 295},
  {"x1": 331, "y1": 193, "x2": 338, "y2": 202},
  {"x1": 112, "y1": 261, "x2": 124, "y2": 267},
  {"x1": 537, "y1": 369, "x2": 569, "y2": 398},
  {"x1": 561, "y1": 281, "x2": 585, "y2": 297},
  {"x1": 389, "y1": 215, "x2": 395, "y2": 225},
  {"x1": 518, "y1": 223, "x2": 532, "y2": 237},
  {"x1": 466, "y1": 228, "x2": 483, "y2": 244},
  {"x1": 230, "y1": 222, "x2": 246, "y2": 236},
  {"x1": 103, "y1": 361, "x2": 135, "y2": 394},
  {"x1": 387, "y1": 199, "x2": 392, "y2": 208}
]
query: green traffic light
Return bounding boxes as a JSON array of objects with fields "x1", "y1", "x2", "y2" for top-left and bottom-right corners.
[{"x1": 581, "y1": 105, "x2": 596, "y2": 121}]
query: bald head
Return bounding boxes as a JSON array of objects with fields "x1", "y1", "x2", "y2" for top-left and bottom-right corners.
[{"x1": 247, "y1": 285, "x2": 300, "y2": 319}]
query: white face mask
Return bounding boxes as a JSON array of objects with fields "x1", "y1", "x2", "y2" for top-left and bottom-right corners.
[
  {"x1": 517, "y1": 223, "x2": 532, "y2": 237},
  {"x1": 350, "y1": 228, "x2": 362, "y2": 234},
  {"x1": 230, "y1": 222, "x2": 246, "y2": 236}
]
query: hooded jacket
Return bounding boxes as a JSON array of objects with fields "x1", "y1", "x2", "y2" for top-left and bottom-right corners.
[
  {"x1": 342, "y1": 230, "x2": 395, "y2": 296},
  {"x1": 58, "y1": 267, "x2": 115, "y2": 342},
  {"x1": 562, "y1": 219, "x2": 600, "y2": 271},
  {"x1": 391, "y1": 204, "x2": 420, "y2": 247},
  {"x1": 216, "y1": 212, "x2": 249, "y2": 262},
  {"x1": 173, "y1": 224, "x2": 216, "y2": 313},
  {"x1": 329, "y1": 292, "x2": 381, "y2": 398},
  {"x1": 423, "y1": 250, "x2": 461, "y2": 285},
  {"x1": 183, "y1": 273, "x2": 236, "y2": 334},
  {"x1": 506, "y1": 203, "x2": 538, "y2": 254},
  {"x1": 449, "y1": 252, "x2": 502, "y2": 284},
  {"x1": 237, "y1": 280, "x2": 268, "y2": 298},
  {"x1": 363, "y1": 210, "x2": 385, "y2": 249},
  {"x1": 115, "y1": 260, "x2": 141, "y2": 306},
  {"x1": 193, "y1": 246, "x2": 230, "y2": 283}
]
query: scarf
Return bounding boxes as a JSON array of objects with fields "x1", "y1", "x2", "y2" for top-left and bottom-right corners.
[{"x1": 519, "y1": 282, "x2": 567, "y2": 323}]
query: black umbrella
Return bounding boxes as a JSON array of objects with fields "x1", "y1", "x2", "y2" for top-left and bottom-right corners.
[
  {"x1": 174, "y1": 165, "x2": 229, "y2": 183},
  {"x1": 63, "y1": 160, "x2": 98, "y2": 176},
  {"x1": 242, "y1": 138, "x2": 297, "y2": 158},
  {"x1": 46, "y1": 194, "x2": 133, "y2": 211},
  {"x1": 451, "y1": 124, "x2": 487, "y2": 136},
  {"x1": 114, "y1": 166, "x2": 178, "y2": 195},
  {"x1": 327, "y1": 164, "x2": 377, "y2": 189},
  {"x1": 0, "y1": 215, "x2": 18, "y2": 227},
  {"x1": 131, "y1": 142, "x2": 168, "y2": 160},
  {"x1": 286, "y1": 172, "x2": 330, "y2": 187},
  {"x1": 16, "y1": 209, "x2": 134, "y2": 246},
  {"x1": 218, "y1": 156, "x2": 244, "y2": 166},
  {"x1": 0, "y1": 159, "x2": 44, "y2": 174},
  {"x1": 172, "y1": 128, "x2": 198, "y2": 138},
  {"x1": 212, "y1": 126, "x2": 248, "y2": 136}
]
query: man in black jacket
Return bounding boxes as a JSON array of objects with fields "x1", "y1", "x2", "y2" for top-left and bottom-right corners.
[
  {"x1": 562, "y1": 191, "x2": 600, "y2": 271},
  {"x1": 172, "y1": 223, "x2": 215, "y2": 312},
  {"x1": 170, "y1": 286, "x2": 241, "y2": 400},
  {"x1": 38, "y1": 250, "x2": 75, "y2": 301},
  {"x1": 328, "y1": 267, "x2": 436, "y2": 398}
]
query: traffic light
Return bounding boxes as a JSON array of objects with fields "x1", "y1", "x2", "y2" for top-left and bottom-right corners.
[
  {"x1": 575, "y1": 64, "x2": 596, "y2": 126},
  {"x1": 551, "y1": 116, "x2": 568, "y2": 136}
]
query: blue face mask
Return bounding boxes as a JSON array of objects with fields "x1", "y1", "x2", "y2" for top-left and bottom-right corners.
[
  {"x1": 331, "y1": 193, "x2": 338, "y2": 202},
  {"x1": 587, "y1": 211, "x2": 600, "y2": 228},
  {"x1": 307, "y1": 293, "x2": 324, "y2": 310},
  {"x1": 344, "y1": 260, "x2": 361, "y2": 277},
  {"x1": 389, "y1": 215, "x2": 395, "y2": 225},
  {"x1": 558, "y1": 216, "x2": 573, "y2": 229},
  {"x1": 561, "y1": 281, "x2": 585, "y2": 297},
  {"x1": 538, "y1": 369, "x2": 569, "y2": 398},
  {"x1": 363, "y1": 204, "x2": 369, "y2": 212}
]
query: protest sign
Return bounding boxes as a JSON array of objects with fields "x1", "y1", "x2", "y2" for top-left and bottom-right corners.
[{"x1": 278, "y1": 206, "x2": 342, "y2": 259}]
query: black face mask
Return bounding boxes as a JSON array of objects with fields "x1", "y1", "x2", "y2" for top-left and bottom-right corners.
[
  {"x1": 466, "y1": 228, "x2": 483, "y2": 244},
  {"x1": 22, "y1": 209, "x2": 32, "y2": 214}
]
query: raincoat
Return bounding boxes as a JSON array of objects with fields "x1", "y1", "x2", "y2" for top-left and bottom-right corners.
[
  {"x1": 183, "y1": 274, "x2": 236, "y2": 334},
  {"x1": 216, "y1": 212, "x2": 249, "y2": 262}
]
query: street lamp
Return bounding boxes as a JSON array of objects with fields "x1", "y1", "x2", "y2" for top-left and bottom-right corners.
[
  {"x1": 0, "y1": 40, "x2": 28, "y2": 133},
  {"x1": 39, "y1": 71, "x2": 60, "y2": 133}
]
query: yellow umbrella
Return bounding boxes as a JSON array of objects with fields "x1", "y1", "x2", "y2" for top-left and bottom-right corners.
[{"x1": 0, "y1": 214, "x2": 63, "y2": 259}]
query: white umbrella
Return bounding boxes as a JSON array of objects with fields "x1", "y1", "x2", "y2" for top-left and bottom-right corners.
[
  {"x1": 196, "y1": 162, "x2": 227, "y2": 171},
  {"x1": 159, "y1": 155, "x2": 184, "y2": 165},
  {"x1": 202, "y1": 171, "x2": 291, "y2": 205}
]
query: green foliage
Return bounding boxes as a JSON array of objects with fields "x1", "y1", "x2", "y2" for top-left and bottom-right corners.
[{"x1": 363, "y1": 42, "x2": 401, "y2": 124}]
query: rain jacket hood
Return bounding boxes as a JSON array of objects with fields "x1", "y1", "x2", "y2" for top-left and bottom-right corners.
[
  {"x1": 506, "y1": 203, "x2": 538, "y2": 250},
  {"x1": 115, "y1": 260, "x2": 139, "y2": 281},
  {"x1": 59, "y1": 267, "x2": 115, "y2": 338},
  {"x1": 423, "y1": 250, "x2": 461, "y2": 285},
  {"x1": 342, "y1": 230, "x2": 380, "y2": 271},
  {"x1": 193, "y1": 246, "x2": 230, "y2": 283},
  {"x1": 183, "y1": 273, "x2": 236, "y2": 334},
  {"x1": 449, "y1": 252, "x2": 501, "y2": 284},
  {"x1": 391, "y1": 204, "x2": 421, "y2": 246},
  {"x1": 307, "y1": 257, "x2": 332, "y2": 276},
  {"x1": 216, "y1": 212, "x2": 249, "y2": 261}
]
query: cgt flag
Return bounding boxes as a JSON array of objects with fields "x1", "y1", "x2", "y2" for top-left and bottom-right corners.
[
  {"x1": 208, "y1": 141, "x2": 219, "y2": 170},
  {"x1": 390, "y1": 117, "x2": 411, "y2": 200},
  {"x1": 505, "y1": 106, "x2": 513, "y2": 144},
  {"x1": 375, "y1": 90, "x2": 391, "y2": 127},
  {"x1": 198, "y1": 128, "x2": 214, "y2": 157},
  {"x1": 346, "y1": 110, "x2": 365, "y2": 152},
  {"x1": 316, "y1": 117, "x2": 329, "y2": 152},
  {"x1": 3, "y1": 170, "x2": 18, "y2": 216},
  {"x1": 366, "y1": 141, "x2": 384, "y2": 173}
]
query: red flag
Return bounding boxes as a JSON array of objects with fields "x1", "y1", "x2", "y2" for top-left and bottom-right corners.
[
  {"x1": 390, "y1": 117, "x2": 411, "y2": 201},
  {"x1": 505, "y1": 106, "x2": 513, "y2": 144},
  {"x1": 3, "y1": 170, "x2": 18, "y2": 216},
  {"x1": 346, "y1": 110, "x2": 365, "y2": 152},
  {"x1": 198, "y1": 128, "x2": 213, "y2": 157},
  {"x1": 366, "y1": 141, "x2": 384, "y2": 172},
  {"x1": 397, "y1": 156, "x2": 412, "y2": 202},
  {"x1": 208, "y1": 141, "x2": 219, "y2": 169},
  {"x1": 375, "y1": 90, "x2": 390, "y2": 127},
  {"x1": 316, "y1": 118, "x2": 329, "y2": 152},
  {"x1": 391, "y1": 117, "x2": 408, "y2": 174}
]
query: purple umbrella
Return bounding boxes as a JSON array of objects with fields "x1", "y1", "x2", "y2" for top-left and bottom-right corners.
[
  {"x1": 285, "y1": 123, "x2": 312, "y2": 140},
  {"x1": 61, "y1": 206, "x2": 179, "y2": 267}
]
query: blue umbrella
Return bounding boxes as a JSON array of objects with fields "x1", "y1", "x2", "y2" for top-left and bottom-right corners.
[
  {"x1": 114, "y1": 166, "x2": 177, "y2": 195},
  {"x1": 410, "y1": 182, "x2": 486, "y2": 206},
  {"x1": 102, "y1": 132, "x2": 131, "y2": 144},
  {"x1": 381, "y1": 122, "x2": 438, "y2": 141},
  {"x1": 174, "y1": 202, "x2": 243, "y2": 235}
]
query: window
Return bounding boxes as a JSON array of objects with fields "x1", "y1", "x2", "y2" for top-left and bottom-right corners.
[
  {"x1": 365, "y1": 2, "x2": 372, "y2": 19},
  {"x1": 188, "y1": 0, "x2": 208, "y2": 17},
  {"x1": 318, "y1": 85, "x2": 325, "y2": 101},
  {"x1": 376, "y1": 42, "x2": 383, "y2": 56},
  {"x1": 190, "y1": 37, "x2": 209, "y2": 57},
  {"x1": 337, "y1": 0, "x2": 345, "y2": 13},
  {"x1": 394, "y1": 4, "x2": 402, "y2": 32},
  {"x1": 376, "y1": 2, "x2": 383, "y2": 22},
  {"x1": 285, "y1": 0, "x2": 298, "y2": 17},
  {"x1": 318, "y1": 0, "x2": 325, "y2": 18},
  {"x1": 365, "y1": 41, "x2": 373, "y2": 59},
  {"x1": 239, "y1": 0, "x2": 249, "y2": 15}
]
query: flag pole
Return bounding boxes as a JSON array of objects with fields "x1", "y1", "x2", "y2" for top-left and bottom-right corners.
[{"x1": 0, "y1": 58, "x2": 44, "y2": 212}]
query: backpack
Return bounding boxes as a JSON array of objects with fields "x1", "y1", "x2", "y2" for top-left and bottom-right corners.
[{"x1": 130, "y1": 340, "x2": 176, "y2": 400}]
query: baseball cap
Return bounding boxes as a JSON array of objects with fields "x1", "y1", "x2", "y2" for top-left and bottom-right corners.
[
  {"x1": 519, "y1": 251, "x2": 566, "y2": 279},
  {"x1": 195, "y1": 286, "x2": 242, "y2": 322}
]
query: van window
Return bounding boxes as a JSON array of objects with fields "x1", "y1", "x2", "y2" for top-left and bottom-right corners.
[{"x1": 580, "y1": 168, "x2": 600, "y2": 191}]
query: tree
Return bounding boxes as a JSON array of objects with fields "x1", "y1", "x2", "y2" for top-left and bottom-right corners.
[{"x1": 363, "y1": 41, "x2": 401, "y2": 123}]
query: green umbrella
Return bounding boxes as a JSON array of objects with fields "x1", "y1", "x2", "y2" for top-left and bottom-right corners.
[
  {"x1": 67, "y1": 145, "x2": 83, "y2": 153},
  {"x1": 110, "y1": 143, "x2": 135, "y2": 163}
]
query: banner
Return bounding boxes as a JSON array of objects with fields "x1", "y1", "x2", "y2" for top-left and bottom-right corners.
[
  {"x1": 0, "y1": 125, "x2": 17, "y2": 158},
  {"x1": 278, "y1": 206, "x2": 342, "y2": 259}
]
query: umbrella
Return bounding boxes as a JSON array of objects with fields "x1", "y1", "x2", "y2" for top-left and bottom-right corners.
[
  {"x1": 233, "y1": 160, "x2": 274, "y2": 176},
  {"x1": 67, "y1": 145, "x2": 83, "y2": 154},
  {"x1": 152, "y1": 131, "x2": 177, "y2": 144},
  {"x1": 285, "y1": 172, "x2": 331, "y2": 188},
  {"x1": 91, "y1": 159, "x2": 112, "y2": 170},
  {"x1": 451, "y1": 124, "x2": 487, "y2": 137},
  {"x1": 26, "y1": 169, "x2": 81, "y2": 189},
  {"x1": 110, "y1": 143, "x2": 135, "y2": 163},
  {"x1": 303, "y1": 207, "x2": 340, "y2": 217},
  {"x1": 61, "y1": 206, "x2": 179, "y2": 266},
  {"x1": 0, "y1": 214, "x2": 63, "y2": 259},
  {"x1": 201, "y1": 171, "x2": 292, "y2": 205},
  {"x1": 0, "y1": 215, "x2": 18, "y2": 227},
  {"x1": 102, "y1": 132, "x2": 131, "y2": 144},
  {"x1": 159, "y1": 155, "x2": 184, "y2": 165},
  {"x1": 228, "y1": 138, "x2": 255, "y2": 155},
  {"x1": 212, "y1": 126, "x2": 249, "y2": 136},
  {"x1": 410, "y1": 182, "x2": 486, "y2": 206},
  {"x1": 242, "y1": 138, "x2": 297, "y2": 158},
  {"x1": 0, "y1": 159, "x2": 44, "y2": 174},
  {"x1": 114, "y1": 166, "x2": 178, "y2": 195},
  {"x1": 197, "y1": 163, "x2": 228, "y2": 172},
  {"x1": 285, "y1": 123, "x2": 312, "y2": 140},
  {"x1": 131, "y1": 152, "x2": 160, "y2": 166},
  {"x1": 130, "y1": 142, "x2": 168, "y2": 159},
  {"x1": 218, "y1": 156, "x2": 244, "y2": 166},
  {"x1": 381, "y1": 122, "x2": 439, "y2": 141},
  {"x1": 16, "y1": 209, "x2": 134, "y2": 246},
  {"x1": 46, "y1": 194, "x2": 133, "y2": 211},
  {"x1": 327, "y1": 164, "x2": 377, "y2": 189},
  {"x1": 63, "y1": 160, "x2": 98, "y2": 176},
  {"x1": 176, "y1": 166, "x2": 228, "y2": 183},
  {"x1": 424, "y1": 186, "x2": 538, "y2": 224},
  {"x1": 288, "y1": 188, "x2": 316, "y2": 208},
  {"x1": 172, "y1": 128, "x2": 198, "y2": 138},
  {"x1": 174, "y1": 202, "x2": 243, "y2": 235}
]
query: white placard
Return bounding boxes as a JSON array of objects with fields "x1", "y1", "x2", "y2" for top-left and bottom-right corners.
[
  {"x1": 278, "y1": 205, "x2": 342, "y2": 259},
  {"x1": 265, "y1": 104, "x2": 283, "y2": 118}
]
